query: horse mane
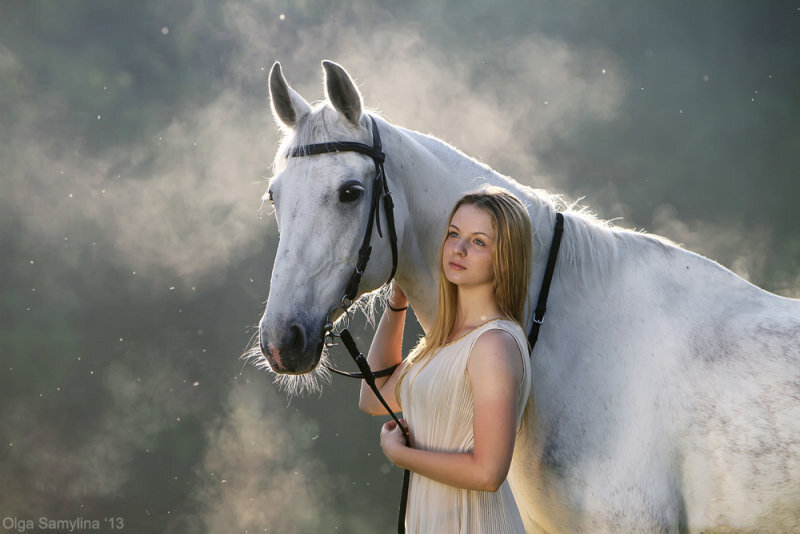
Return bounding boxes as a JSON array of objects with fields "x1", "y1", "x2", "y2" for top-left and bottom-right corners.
[
  {"x1": 518, "y1": 185, "x2": 679, "y2": 292},
  {"x1": 376, "y1": 120, "x2": 680, "y2": 293}
]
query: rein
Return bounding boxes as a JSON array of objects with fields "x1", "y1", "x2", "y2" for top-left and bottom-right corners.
[{"x1": 287, "y1": 116, "x2": 565, "y2": 532}]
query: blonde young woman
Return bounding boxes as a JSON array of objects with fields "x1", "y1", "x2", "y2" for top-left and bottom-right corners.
[{"x1": 359, "y1": 187, "x2": 534, "y2": 533}]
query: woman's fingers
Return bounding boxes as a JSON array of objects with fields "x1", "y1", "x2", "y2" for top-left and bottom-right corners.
[{"x1": 382, "y1": 420, "x2": 397, "y2": 432}]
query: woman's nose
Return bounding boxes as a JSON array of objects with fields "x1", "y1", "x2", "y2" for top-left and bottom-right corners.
[{"x1": 455, "y1": 239, "x2": 467, "y2": 255}]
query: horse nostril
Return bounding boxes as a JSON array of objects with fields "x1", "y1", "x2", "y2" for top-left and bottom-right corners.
[
  {"x1": 259, "y1": 335, "x2": 270, "y2": 359},
  {"x1": 287, "y1": 322, "x2": 306, "y2": 354}
]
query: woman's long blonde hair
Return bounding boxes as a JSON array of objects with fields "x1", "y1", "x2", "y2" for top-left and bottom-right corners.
[{"x1": 398, "y1": 186, "x2": 533, "y2": 391}]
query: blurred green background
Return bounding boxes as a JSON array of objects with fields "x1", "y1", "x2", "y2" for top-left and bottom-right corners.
[{"x1": 1, "y1": 1, "x2": 798, "y2": 532}]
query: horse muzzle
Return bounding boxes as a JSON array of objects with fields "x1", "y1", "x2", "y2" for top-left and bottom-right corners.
[{"x1": 259, "y1": 316, "x2": 324, "y2": 374}]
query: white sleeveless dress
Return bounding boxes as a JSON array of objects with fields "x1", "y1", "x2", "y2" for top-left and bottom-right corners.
[{"x1": 399, "y1": 319, "x2": 531, "y2": 533}]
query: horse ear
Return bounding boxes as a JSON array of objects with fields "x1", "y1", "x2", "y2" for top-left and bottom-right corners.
[
  {"x1": 269, "y1": 62, "x2": 312, "y2": 129},
  {"x1": 322, "y1": 60, "x2": 363, "y2": 126}
]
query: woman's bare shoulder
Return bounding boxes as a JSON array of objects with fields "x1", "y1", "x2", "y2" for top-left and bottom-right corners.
[{"x1": 469, "y1": 327, "x2": 523, "y2": 367}]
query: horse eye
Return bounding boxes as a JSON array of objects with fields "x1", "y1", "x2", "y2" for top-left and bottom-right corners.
[
  {"x1": 267, "y1": 190, "x2": 274, "y2": 204},
  {"x1": 338, "y1": 182, "x2": 365, "y2": 203}
]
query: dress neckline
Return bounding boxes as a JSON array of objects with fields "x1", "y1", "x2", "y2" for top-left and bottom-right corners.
[{"x1": 442, "y1": 317, "x2": 510, "y2": 347}]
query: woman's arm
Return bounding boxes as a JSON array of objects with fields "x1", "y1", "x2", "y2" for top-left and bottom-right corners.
[
  {"x1": 358, "y1": 283, "x2": 408, "y2": 415},
  {"x1": 380, "y1": 329, "x2": 524, "y2": 491}
]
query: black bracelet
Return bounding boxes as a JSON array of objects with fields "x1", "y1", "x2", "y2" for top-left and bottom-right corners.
[{"x1": 386, "y1": 300, "x2": 408, "y2": 312}]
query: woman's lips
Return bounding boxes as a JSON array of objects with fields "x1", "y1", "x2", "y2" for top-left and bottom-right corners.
[{"x1": 448, "y1": 261, "x2": 466, "y2": 270}]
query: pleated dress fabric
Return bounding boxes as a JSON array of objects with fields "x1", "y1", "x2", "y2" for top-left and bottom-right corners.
[{"x1": 399, "y1": 319, "x2": 531, "y2": 533}]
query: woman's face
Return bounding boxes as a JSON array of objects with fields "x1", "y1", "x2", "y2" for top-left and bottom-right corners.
[{"x1": 442, "y1": 203, "x2": 496, "y2": 288}]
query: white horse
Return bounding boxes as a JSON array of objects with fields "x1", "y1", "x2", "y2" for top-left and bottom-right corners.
[{"x1": 253, "y1": 60, "x2": 800, "y2": 533}]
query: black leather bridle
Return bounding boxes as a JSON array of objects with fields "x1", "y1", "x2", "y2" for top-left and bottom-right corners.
[
  {"x1": 286, "y1": 114, "x2": 565, "y2": 533},
  {"x1": 290, "y1": 116, "x2": 398, "y2": 305},
  {"x1": 288, "y1": 116, "x2": 401, "y2": 378},
  {"x1": 287, "y1": 115, "x2": 410, "y2": 532}
]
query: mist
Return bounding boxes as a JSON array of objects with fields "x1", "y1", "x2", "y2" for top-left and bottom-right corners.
[{"x1": 1, "y1": 1, "x2": 798, "y2": 532}]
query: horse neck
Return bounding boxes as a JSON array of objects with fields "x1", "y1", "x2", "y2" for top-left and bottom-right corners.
[
  {"x1": 381, "y1": 118, "x2": 768, "y2": 336},
  {"x1": 381, "y1": 121, "x2": 557, "y2": 329}
]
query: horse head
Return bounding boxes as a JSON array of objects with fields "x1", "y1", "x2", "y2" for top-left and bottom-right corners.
[{"x1": 255, "y1": 61, "x2": 402, "y2": 385}]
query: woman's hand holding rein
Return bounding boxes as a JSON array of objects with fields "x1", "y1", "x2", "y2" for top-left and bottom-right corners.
[{"x1": 380, "y1": 418, "x2": 411, "y2": 465}]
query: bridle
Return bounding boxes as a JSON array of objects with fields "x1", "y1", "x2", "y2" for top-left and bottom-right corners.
[
  {"x1": 287, "y1": 116, "x2": 401, "y2": 379},
  {"x1": 286, "y1": 114, "x2": 565, "y2": 533},
  {"x1": 287, "y1": 115, "x2": 410, "y2": 532},
  {"x1": 290, "y1": 116, "x2": 398, "y2": 313}
]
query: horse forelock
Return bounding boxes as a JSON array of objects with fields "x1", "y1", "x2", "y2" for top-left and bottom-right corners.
[{"x1": 271, "y1": 104, "x2": 376, "y2": 174}]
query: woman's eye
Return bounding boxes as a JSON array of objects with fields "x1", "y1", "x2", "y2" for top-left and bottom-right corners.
[
  {"x1": 474, "y1": 238, "x2": 485, "y2": 246},
  {"x1": 448, "y1": 231, "x2": 459, "y2": 239},
  {"x1": 339, "y1": 183, "x2": 365, "y2": 203}
]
